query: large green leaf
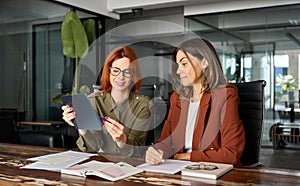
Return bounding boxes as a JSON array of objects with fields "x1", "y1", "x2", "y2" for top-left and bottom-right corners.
[
  {"x1": 61, "y1": 11, "x2": 88, "y2": 59},
  {"x1": 52, "y1": 85, "x2": 90, "y2": 105},
  {"x1": 83, "y1": 19, "x2": 95, "y2": 46},
  {"x1": 52, "y1": 91, "x2": 74, "y2": 105}
]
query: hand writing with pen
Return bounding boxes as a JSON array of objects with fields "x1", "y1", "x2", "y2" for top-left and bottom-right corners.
[
  {"x1": 145, "y1": 144, "x2": 191, "y2": 164},
  {"x1": 145, "y1": 143, "x2": 165, "y2": 165}
]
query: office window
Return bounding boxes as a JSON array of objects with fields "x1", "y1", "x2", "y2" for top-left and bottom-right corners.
[
  {"x1": 274, "y1": 55, "x2": 289, "y2": 100},
  {"x1": 185, "y1": 4, "x2": 300, "y2": 146}
]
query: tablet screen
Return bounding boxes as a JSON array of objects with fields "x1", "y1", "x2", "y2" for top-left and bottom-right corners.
[{"x1": 61, "y1": 94, "x2": 103, "y2": 131}]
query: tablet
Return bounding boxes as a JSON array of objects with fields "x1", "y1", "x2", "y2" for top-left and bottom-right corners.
[{"x1": 61, "y1": 94, "x2": 103, "y2": 131}]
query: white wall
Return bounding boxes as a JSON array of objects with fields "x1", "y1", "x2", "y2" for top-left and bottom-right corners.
[
  {"x1": 53, "y1": 0, "x2": 119, "y2": 19},
  {"x1": 184, "y1": 0, "x2": 300, "y2": 16}
]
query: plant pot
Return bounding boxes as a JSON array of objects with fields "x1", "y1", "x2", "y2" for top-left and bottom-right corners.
[{"x1": 288, "y1": 91, "x2": 294, "y2": 101}]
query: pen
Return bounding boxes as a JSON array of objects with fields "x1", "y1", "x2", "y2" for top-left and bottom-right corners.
[
  {"x1": 151, "y1": 143, "x2": 165, "y2": 163},
  {"x1": 98, "y1": 116, "x2": 112, "y2": 123}
]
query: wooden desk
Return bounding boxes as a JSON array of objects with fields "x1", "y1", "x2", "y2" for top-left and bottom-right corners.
[
  {"x1": 19, "y1": 121, "x2": 67, "y2": 132},
  {"x1": 274, "y1": 103, "x2": 300, "y2": 122},
  {"x1": 0, "y1": 143, "x2": 299, "y2": 185},
  {"x1": 20, "y1": 121, "x2": 66, "y2": 126},
  {"x1": 271, "y1": 123, "x2": 300, "y2": 149}
]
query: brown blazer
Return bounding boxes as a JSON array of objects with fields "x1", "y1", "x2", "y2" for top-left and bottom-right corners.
[{"x1": 156, "y1": 87, "x2": 245, "y2": 165}]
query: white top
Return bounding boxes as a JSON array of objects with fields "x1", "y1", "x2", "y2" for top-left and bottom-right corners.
[{"x1": 185, "y1": 100, "x2": 200, "y2": 152}]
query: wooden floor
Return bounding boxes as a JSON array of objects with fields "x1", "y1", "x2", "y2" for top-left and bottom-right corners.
[{"x1": 260, "y1": 145, "x2": 300, "y2": 170}]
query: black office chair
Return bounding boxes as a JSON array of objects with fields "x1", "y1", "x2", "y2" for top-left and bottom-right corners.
[
  {"x1": 0, "y1": 117, "x2": 64, "y2": 148},
  {"x1": 139, "y1": 85, "x2": 155, "y2": 99},
  {"x1": 19, "y1": 131, "x2": 64, "y2": 148},
  {"x1": 138, "y1": 85, "x2": 156, "y2": 145},
  {"x1": 233, "y1": 80, "x2": 266, "y2": 166},
  {"x1": 0, "y1": 117, "x2": 20, "y2": 143}
]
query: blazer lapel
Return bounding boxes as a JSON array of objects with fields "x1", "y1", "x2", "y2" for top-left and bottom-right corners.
[
  {"x1": 173, "y1": 98, "x2": 189, "y2": 152},
  {"x1": 192, "y1": 92, "x2": 211, "y2": 150}
]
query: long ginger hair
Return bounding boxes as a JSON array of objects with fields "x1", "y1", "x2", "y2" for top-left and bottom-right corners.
[{"x1": 100, "y1": 46, "x2": 142, "y2": 93}]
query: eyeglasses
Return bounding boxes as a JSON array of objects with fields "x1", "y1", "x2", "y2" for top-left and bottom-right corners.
[
  {"x1": 186, "y1": 163, "x2": 218, "y2": 171},
  {"x1": 109, "y1": 67, "x2": 132, "y2": 78}
]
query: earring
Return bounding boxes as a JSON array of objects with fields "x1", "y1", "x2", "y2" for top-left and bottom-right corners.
[{"x1": 202, "y1": 61, "x2": 209, "y2": 69}]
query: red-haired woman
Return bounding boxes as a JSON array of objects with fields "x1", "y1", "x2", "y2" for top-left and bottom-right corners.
[{"x1": 62, "y1": 46, "x2": 152, "y2": 157}]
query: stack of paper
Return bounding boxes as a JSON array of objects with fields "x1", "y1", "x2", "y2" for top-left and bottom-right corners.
[{"x1": 21, "y1": 150, "x2": 96, "y2": 171}]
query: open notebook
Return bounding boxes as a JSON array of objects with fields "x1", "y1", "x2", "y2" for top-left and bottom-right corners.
[{"x1": 61, "y1": 160, "x2": 143, "y2": 181}]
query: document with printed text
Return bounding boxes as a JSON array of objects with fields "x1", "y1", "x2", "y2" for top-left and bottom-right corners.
[
  {"x1": 137, "y1": 159, "x2": 196, "y2": 174},
  {"x1": 21, "y1": 150, "x2": 97, "y2": 171}
]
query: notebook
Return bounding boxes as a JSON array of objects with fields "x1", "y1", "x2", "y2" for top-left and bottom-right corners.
[
  {"x1": 181, "y1": 162, "x2": 233, "y2": 179},
  {"x1": 61, "y1": 94, "x2": 102, "y2": 130},
  {"x1": 61, "y1": 160, "x2": 143, "y2": 181}
]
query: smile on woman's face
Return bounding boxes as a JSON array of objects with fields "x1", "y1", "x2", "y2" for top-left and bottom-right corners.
[
  {"x1": 110, "y1": 57, "x2": 132, "y2": 93},
  {"x1": 176, "y1": 50, "x2": 200, "y2": 86}
]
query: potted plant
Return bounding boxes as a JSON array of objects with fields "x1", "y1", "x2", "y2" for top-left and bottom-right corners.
[
  {"x1": 276, "y1": 74, "x2": 298, "y2": 101},
  {"x1": 53, "y1": 10, "x2": 95, "y2": 104}
]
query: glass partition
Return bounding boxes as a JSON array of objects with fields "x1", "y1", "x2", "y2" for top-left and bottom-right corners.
[{"x1": 185, "y1": 4, "x2": 300, "y2": 146}]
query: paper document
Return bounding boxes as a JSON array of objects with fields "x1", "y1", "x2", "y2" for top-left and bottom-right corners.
[
  {"x1": 21, "y1": 150, "x2": 97, "y2": 171},
  {"x1": 137, "y1": 159, "x2": 196, "y2": 174}
]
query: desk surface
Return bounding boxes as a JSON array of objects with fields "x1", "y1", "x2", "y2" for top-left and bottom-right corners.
[
  {"x1": 20, "y1": 121, "x2": 66, "y2": 126},
  {"x1": 0, "y1": 143, "x2": 299, "y2": 185},
  {"x1": 277, "y1": 124, "x2": 300, "y2": 129}
]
